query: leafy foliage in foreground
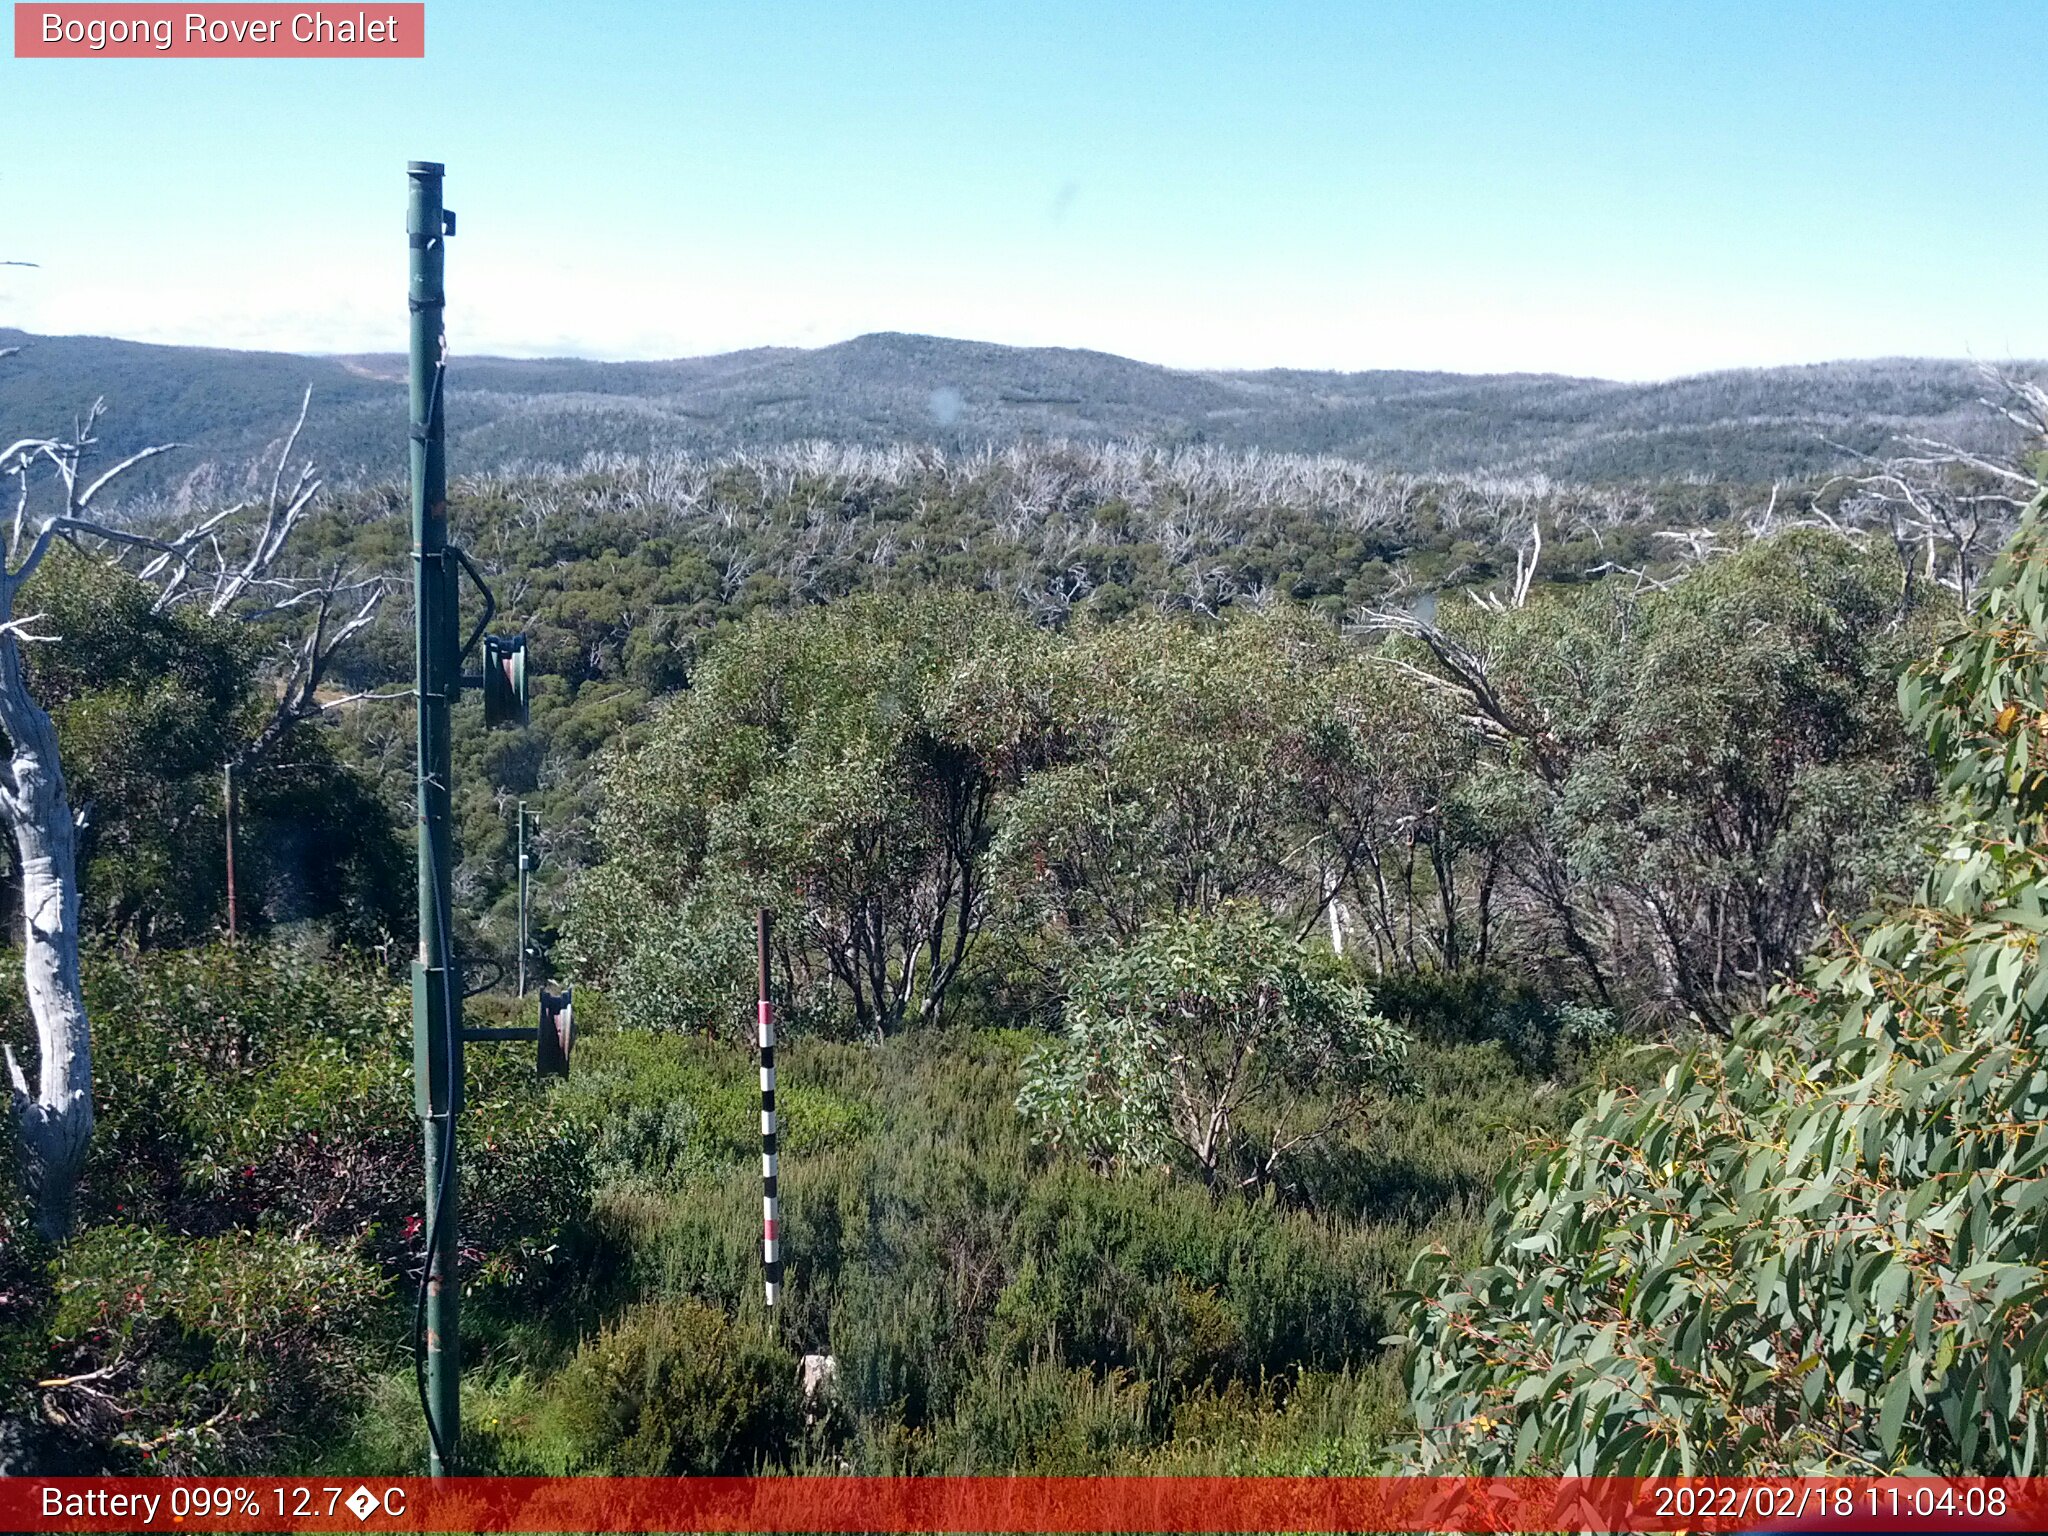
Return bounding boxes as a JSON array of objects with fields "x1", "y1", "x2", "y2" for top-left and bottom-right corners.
[
  {"x1": 48, "y1": 1225, "x2": 381, "y2": 1469},
  {"x1": 0, "y1": 1118, "x2": 48, "y2": 1436},
  {"x1": 1401, "y1": 504, "x2": 2048, "y2": 1474}
]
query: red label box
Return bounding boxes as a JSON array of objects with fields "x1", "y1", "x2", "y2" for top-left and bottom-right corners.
[
  {"x1": 0, "y1": 1476, "x2": 2043, "y2": 1534},
  {"x1": 14, "y1": 3, "x2": 424, "y2": 57}
]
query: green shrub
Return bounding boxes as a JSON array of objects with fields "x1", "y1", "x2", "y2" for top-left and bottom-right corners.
[
  {"x1": 45, "y1": 1225, "x2": 384, "y2": 1472},
  {"x1": 0, "y1": 1117, "x2": 50, "y2": 1436},
  {"x1": 314, "y1": 1012, "x2": 1551, "y2": 1478},
  {"x1": 989, "y1": 1165, "x2": 1381, "y2": 1392},
  {"x1": 553, "y1": 1023, "x2": 1472, "y2": 1474},
  {"x1": 565, "y1": 1026, "x2": 874, "y2": 1184},
  {"x1": 550, "y1": 1297, "x2": 800, "y2": 1473},
  {"x1": 1019, "y1": 905, "x2": 1409, "y2": 1191},
  {"x1": 75, "y1": 942, "x2": 591, "y2": 1293},
  {"x1": 1154, "y1": 1368, "x2": 1405, "y2": 1475},
  {"x1": 1369, "y1": 968, "x2": 1618, "y2": 1075},
  {"x1": 947, "y1": 928, "x2": 1067, "y2": 1033},
  {"x1": 928, "y1": 1360, "x2": 1152, "y2": 1473}
]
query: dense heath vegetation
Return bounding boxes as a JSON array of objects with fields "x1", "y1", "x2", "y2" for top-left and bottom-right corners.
[{"x1": 1, "y1": 412, "x2": 2045, "y2": 1476}]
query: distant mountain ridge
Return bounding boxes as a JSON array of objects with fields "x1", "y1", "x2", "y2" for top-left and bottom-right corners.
[{"x1": 0, "y1": 327, "x2": 2028, "y2": 493}]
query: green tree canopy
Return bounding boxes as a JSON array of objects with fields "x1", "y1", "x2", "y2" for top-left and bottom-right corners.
[
  {"x1": 997, "y1": 612, "x2": 1365, "y2": 945},
  {"x1": 1399, "y1": 529, "x2": 1934, "y2": 1025},
  {"x1": 567, "y1": 590, "x2": 1060, "y2": 1038},
  {"x1": 1019, "y1": 904, "x2": 1410, "y2": 1194},
  {"x1": 16, "y1": 552, "x2": 405, "y2": 948}
]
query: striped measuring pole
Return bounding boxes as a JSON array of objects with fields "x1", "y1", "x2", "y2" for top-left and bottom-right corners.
[{"x1": 757, "y1": 909, "x2": 782, "y2": 1308}]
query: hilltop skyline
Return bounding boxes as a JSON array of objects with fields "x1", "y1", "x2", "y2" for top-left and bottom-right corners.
[
  {"x1": 10, "y1": 319, "x2": 2041, "y2": 386},
  {"x1": 0, "y1": 324, "x2": 2022, "y2": 489}
]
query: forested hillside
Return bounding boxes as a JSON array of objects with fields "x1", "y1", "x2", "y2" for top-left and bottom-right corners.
[
  {"x1": 0, "y1": 327, "x2": 2028, "y2": 488},
  {"x1": 0, "y1": 378, "x2": 2043, "y2": 1476}
]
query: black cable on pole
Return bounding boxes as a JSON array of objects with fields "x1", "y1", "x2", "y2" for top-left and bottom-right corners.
[{"x1": 407, "y1": 342, "x2": 459, "y2": 1476}]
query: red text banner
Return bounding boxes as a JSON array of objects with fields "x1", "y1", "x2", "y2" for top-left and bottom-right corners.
[
  {"x1": 1, "y1": 1476, "x2": 2043, "y2": 1533},
  {"x1": 14, "y1": 4, "x2": 424, "y2": 57}
]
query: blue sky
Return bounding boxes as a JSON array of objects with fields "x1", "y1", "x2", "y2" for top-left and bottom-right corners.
[{"x1": 0, "y1": 1, "x2": 2041, "y2": 378}]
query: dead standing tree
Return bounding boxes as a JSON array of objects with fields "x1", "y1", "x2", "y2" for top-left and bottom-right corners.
[
  {"x1": 0, "y1": 404, "x2": 178, "y2": 1240},
  {"x1": 0, "y1": 391, "x2": 388, "y2": 1240},
  {"x1": 134, "y1": 389, "x2": 397, "y2": 767},
  {"x1": 1826, "y1": 368, "x2": 2048, "y2": 608}
]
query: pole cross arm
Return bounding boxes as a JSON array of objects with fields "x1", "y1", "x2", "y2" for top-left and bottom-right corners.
[{"x1": 465, "y1": 987, "x2": 571, "y2": 1079}]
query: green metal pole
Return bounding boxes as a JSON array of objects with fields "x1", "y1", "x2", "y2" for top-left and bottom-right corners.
[
  {"x1": 407, "y1": 159, "x2": 461, "y2": 1478},
  {"x1": 516, "y1": 801, "x2": 528, "y2": 998}
]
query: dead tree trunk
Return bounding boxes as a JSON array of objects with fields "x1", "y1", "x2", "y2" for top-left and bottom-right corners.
[
  {"x1": 0, "y1": 542, "x2": 88, "y2": 1241},
  {"x1": 0, "y1": 404, "x2": 175, "y2": 1239}
]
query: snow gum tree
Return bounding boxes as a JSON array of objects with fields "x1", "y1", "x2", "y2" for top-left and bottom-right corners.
[{"x1": 1, "y1": 392, "x2": 381, "y2": 1239}]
